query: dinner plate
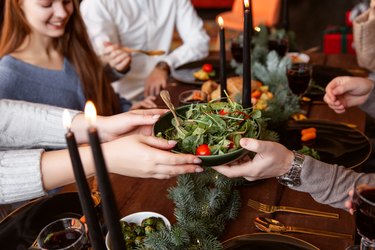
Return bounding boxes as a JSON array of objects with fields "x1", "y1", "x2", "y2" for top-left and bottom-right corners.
[
  {"x1": 222, "y1": 233, "x2": 319, "y2": 250},
  {"x1": 280, "y1": 120, "x2": 371, "y2": 169},
  {"x1": 172, "y1": 59, "x2": 234, "y2": 85},
  {"x1": 0, "y1": 192, "x2": 84, "y2": 249}
]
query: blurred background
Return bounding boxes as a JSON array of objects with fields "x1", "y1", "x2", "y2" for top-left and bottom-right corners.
[{"x1": 186, "y1": 0, "x2": 358, "y2": 52}]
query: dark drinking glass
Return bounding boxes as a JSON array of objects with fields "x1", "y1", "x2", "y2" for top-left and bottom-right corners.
[
  {"x1": 37, "y1": 217, "x2": 89, "y2": 250},
  {"x1": 268, "y1": 38, "x2": 289, "y2": 58},
  {"x1": 230, "y1": 41, "x2": 243, "y2": 63},
  {"x1": 287, "y1": 63, "x2": 312, "y2": 97},
  {"x1": 42, "y1": 229, "x2": 84, "y2": 249},
  {"x1": 349, "y1": 174, "x2": 375, "y2": 250}
]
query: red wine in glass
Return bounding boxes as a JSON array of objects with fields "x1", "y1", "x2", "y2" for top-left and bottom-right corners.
[
  {"x1": 287, "y1": 63, "x2": 312, "y2": 96},
  {"x1": 355, "y1": 187, "x2": 375, "y2": 241},
  {"x1": 268, "y1": 39, "x2": 289, "y2": 57},
  {"x1": 41, "y1": 229, "x2": 87, "y2": 249},
  {"x1": 37, "y1": 218, "x2": 89, "y2": 250},
  {"x1": 231, "y1": 41, "x2": 243, "y2": 63}
]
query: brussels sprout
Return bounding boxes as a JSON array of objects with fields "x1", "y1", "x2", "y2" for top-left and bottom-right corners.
[
  {"x1": 120, "y1": 221, "x2": 131, "y2": 233},
  {"x1": 134, "y1": 225, "x2": 145, "y2": 236},
  {"x1": 144, "y1": 225, "x2": 156, "y2": 236},
  {"x1": 124, "y1": 230, "x2": 136, "y2": 241},
  {"x1": 141, "y1": 217, "x2": 157, "y2": 227},
  {"x1": 129, "y1": 222, "x2": 138, "y2": 231},
  {"x1": 125, "y1": 239, "x2": 135, "y2": 249},
  {"x1": 155, "y1": 218, "x2": 167, "y2": 231},
  {"x1": 134, "y1": 236, "x2": 145, "y2": 246}
]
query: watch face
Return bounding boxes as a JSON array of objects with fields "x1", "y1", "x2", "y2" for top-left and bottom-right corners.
[{"x1": 277, "y1": 176, "x2": 301, "y2": 188}]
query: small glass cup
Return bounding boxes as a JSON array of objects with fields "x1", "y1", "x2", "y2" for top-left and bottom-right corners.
[
  {"x1": 286, "y1": 63, "x2": 312, "y2": 97},
  {"x1": 230, "y1": 39, "x2": 243, "y2": 63},
  {"x1": 268, "y1": 38, "x2": 289, "y2": 58},
  {"x1": 178, "y1": 90, "x2": 207, "y2": 107},
  {"x1": 351, "y1": 174, "x2": 375, "y2": 250},
  {"x1": 37, "y1": 217, "x2": 88, "y2": 250}
]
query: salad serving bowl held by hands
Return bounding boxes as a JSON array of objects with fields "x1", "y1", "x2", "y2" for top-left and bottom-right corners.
[{"x1": 153, "y1": 102, "x2": 262, "y2": 167}]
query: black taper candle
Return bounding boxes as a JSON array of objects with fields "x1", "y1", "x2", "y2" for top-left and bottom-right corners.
[
  {"x1": 249, "y1": 0, "x2": 253, "y2": 36},
  {"x1": 65, "y1": 129, "x2": 106, "y2": 250},
  {"x1": 242, "y1": 0, "x2": 252, "y2": 108},
  {"x1": 218, "y1": 17, "x2": 227, "y2": 98},
  {"x1": 282, "y1": 0, "x2": 289, "y2": 31},
  {"x1": 88, "y1": 126, "x2": 126, "y2": 250}
]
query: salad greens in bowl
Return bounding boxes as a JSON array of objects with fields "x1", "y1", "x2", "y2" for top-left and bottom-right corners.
[{"x1": 153, "y1": 99, "x2": 263, "y2": 166}]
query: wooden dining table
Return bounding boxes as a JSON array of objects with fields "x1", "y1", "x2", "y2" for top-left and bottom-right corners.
[{"x1": 62, "y1": 52, "x2": 369, "y2": 249}]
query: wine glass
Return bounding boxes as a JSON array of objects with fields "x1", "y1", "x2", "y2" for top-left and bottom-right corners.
[
  {"x1": 37, "y1": 217, "x2": 89, "y2": 250},
  {"x1": 349, "y1": 174, "x2": 375, "y2": 250},
  {"x1": 268, "y1": 37, "x2": 289, "y2": 58},
  {"x1": 286, "y1": 62, "x2": 312, "y2": 98},
  {"x1": 230, "y1": 37, "x2": 243, "y2": 63}
]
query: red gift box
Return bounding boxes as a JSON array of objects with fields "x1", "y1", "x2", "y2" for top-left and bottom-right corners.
[
  {"x1": 345, "y1": 11, "x2": 353, "y2": 27},
  {"x1": 323, "y1": 26, "x2": 355, "y2": 54}
]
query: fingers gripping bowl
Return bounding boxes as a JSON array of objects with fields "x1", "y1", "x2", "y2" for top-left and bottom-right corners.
[{"x1": 153, "y1": 100, "x2": 263, "y2": 166}]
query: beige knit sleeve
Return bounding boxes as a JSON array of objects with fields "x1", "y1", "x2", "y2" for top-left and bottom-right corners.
[{"x1": 353, "y1": 10, "x2": 375, "y2": 72}]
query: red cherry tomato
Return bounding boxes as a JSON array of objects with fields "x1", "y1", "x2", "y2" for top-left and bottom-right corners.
[
  {"x1": 219, "y1": 109, "x2": 228, "y2": 115},
  {"x1": 196, "y1": 144, "x2": 211, "y2": 156},
  {"x1": 202, "y1": 63, "x2": 213, "y2": 73}
]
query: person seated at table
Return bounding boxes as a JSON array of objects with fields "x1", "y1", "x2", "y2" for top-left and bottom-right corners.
[
  {"x1": 79, "y1": 0, "x2": 210, "y2": 101},
  {"x1": 0, "y1": 0, "x2": 156, "y2": 116},
  {"x1": 213, "y1": 76, "x2": 375, "y2": 210},
  {"x1": 353, "y1": 0, "x2": 375, "y2": 78},
  {"x1": 0, "y1": 99, "x2": 203, "y2": 221}
]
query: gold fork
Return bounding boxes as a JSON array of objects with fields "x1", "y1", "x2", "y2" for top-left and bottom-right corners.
[
  {"x1": 121, "y1": 47, "x2": 165, "y2": 56},
  {"x1": 248, "y1": 199, "x2": 339, "y2": 219}
]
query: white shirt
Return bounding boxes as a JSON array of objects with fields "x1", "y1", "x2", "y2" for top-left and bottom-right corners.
[{"x1": 80, "y1": 0, "x2": 210, "y2": 100}]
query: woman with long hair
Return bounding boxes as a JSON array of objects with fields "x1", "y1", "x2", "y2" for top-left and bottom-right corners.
[{"x1": 0, "y1": 0, "x2": 153, "y2": 115}]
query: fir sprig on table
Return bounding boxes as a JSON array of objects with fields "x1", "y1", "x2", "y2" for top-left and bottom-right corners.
[{"x1": 142, "y1": 169, "x2": 243, "y2": 250}]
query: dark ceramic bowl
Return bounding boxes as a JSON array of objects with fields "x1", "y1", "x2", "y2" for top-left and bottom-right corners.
[{"x1": 153, "y1": 105, "x2": 247, "y2": 167}]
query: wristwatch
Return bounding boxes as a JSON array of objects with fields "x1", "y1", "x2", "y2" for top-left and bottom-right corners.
[{"x1": 276, "y1": 151, "x2": 305, "y2": 187}]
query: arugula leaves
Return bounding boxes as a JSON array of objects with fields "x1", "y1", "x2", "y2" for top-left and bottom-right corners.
[{"x1": 157, "y1": 101, "x2": 263, "y2": 155}]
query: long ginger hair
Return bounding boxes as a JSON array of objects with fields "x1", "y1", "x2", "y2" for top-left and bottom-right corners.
[{"x1": 0, "y1": 0, "x2": 121, "y2": 115}]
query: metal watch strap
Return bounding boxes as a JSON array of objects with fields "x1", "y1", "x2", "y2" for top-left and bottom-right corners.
[{"x1": 276, "y1": 151, "x2": 305, "y2": 187}]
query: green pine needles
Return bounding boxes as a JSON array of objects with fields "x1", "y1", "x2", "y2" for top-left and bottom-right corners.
[{"x1": 142, "y1": 169, "x2": 243, "y2": 250}]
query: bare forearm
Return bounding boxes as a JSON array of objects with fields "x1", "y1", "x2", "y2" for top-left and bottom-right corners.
[{"x1": 40, "y1": 146, "x2": 96, "y2": 190}]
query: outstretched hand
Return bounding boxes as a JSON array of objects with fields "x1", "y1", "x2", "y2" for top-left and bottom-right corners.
[
  {"x1": 71, "y1": 109, "x2": 167, "y2": 143},
  {"x1": 212, "y1": 138, "x2": 294, "y2": 182},
  {"x1": 323, "y1": 76, "x2": 374, "y2": 113},
  {"x1": 103, "y1": 134, "x2": 204, "y2": 179}
]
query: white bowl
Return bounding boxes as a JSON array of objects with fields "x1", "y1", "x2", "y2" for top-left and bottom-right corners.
[
  {"x1": 287, "y1": 52, "x2": 310, "y2": 63},
  {"x1": 105, "y1": 211, "x2": 171, "y2": 249}
]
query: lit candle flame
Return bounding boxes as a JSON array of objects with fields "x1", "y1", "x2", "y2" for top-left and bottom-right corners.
[
  {"x1": 244, "y1": 0, "x2": 249, "y2": 9},
  {"x1": 63, "y1": 109, "x2": 72, "y2": 130},
  {"x1": 217, "y1": 16, "x2": 224, "y2": 28},
  {"x1": 84, "y1": 101, "x2": 97, "y2": 127}
]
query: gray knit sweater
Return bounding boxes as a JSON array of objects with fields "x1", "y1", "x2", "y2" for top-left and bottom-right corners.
[{"x1": 0, "y1": 99, "x2": 80, "y2": 220}]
